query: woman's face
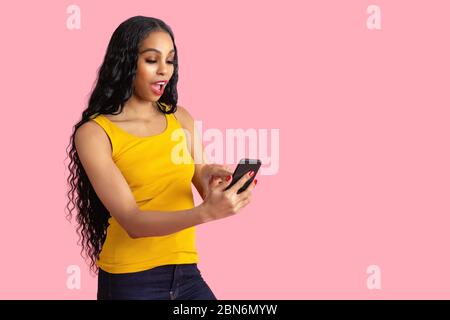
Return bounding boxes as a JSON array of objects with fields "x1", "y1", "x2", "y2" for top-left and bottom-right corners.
[{"x1": 133, "y1": 31, "x2": 175, "y2": 102}]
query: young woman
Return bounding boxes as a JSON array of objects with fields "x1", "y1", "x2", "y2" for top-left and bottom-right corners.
[{"x1": 65, "y1": 16, "x2": 257, "y2": 300}]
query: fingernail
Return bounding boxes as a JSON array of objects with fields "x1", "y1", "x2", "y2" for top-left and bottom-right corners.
[
  {"x1": 249, "y1": 171, "x2": 255, "y2": 177},
  {"x1": 226, "y1": 175, "x2": 232, "y2": 181},
  {"x1": 254, "y1": 179, "x2": 258, "y2": 186}
]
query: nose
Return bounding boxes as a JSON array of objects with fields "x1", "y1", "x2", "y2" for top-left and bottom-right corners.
[{"x1": 157, "y1": 62, "x2": 169, "y2": 75}]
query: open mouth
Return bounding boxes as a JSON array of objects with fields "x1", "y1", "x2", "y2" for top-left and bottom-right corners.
[{"x1": 150, "y1": 83, "x2": 164, "y2": 95}]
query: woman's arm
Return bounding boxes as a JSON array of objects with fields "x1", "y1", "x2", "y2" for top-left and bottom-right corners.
[
  {"x1": 174, "y1": 105, "x2": 232, "y2": 200},
  {"x1": 128, "y1": 203, "x2": 210, "y2": 238},
  {"x1": 75, "y1": 120, "x2": 212, "y2": 239}
]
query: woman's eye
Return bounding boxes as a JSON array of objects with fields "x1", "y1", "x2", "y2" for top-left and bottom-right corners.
[{"x1": 146, "y1": 60, "x2": 174, "y2": 64}]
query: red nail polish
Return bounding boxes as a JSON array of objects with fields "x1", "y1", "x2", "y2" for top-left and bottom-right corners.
[
  {"x1": 254, "y1": 179, "x2": 258, "y2": 185},
  {"x1": 249, "y1": 171, "x2": 255, "y2": 177},
  {"x1": 226, "y1": 175, "x2": 232, "y2": 181}
]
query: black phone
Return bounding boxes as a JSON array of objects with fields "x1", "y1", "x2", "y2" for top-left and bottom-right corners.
[{"x1": 224, "y1": 158, "x2": 261, "y2": 194}]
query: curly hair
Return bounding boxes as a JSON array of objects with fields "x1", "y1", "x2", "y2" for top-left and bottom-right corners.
[{"x1": 65, "y1": 16, "x2": 179, "y2": 274}]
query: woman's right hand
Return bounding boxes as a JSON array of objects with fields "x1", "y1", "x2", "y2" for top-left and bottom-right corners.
[{"x1": 198, "y1": 171, "x2": 257, "y2": 223}]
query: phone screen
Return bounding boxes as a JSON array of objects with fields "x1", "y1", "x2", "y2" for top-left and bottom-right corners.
[{"x1": 224, "y1": 158, "x2": 261, "y2": 194}]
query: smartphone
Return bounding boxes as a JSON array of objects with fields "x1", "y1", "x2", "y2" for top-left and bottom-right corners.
[{"x1": 224, "y1": 158, "x2": 261, "y2": 194}]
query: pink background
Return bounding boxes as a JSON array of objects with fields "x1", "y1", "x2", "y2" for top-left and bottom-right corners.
[{"x1": 0, "y1": 0, "x2": 449, "y2": 299}]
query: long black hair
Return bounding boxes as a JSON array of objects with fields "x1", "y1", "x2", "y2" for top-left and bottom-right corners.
[{"x1": 65, "y1": 16, "x2": 179, "y2": 274}]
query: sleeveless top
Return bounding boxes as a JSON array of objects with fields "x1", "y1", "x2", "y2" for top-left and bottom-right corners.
[{"x1": 88, "y1": 111, "x2": 199, "y2": 274}]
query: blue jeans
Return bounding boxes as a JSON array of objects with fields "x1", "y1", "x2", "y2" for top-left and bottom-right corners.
[{"x1": 97, "y1": 263, "x2": 217, "y2": 300}]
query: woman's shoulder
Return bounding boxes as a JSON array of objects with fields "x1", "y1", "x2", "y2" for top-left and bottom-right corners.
[
  {"x1": 173, "y1": 105, "x2": 195, "y2": 127},
  {"x1": 75, "y1": 119, "x2": 112, "y2": 154}
]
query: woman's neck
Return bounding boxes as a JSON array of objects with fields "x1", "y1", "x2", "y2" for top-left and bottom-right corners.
[{"x1": 122, "y1": 95, "x2": 160, "y2": 120}]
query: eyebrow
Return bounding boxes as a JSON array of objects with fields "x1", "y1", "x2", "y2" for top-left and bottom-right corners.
[{"x1": 140, "y1": 48, "x2": 175, "y2": 55}]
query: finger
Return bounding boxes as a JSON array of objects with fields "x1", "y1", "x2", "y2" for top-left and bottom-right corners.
[
  {"x1": 209, "y1": 175, "x2": 224, "y2": 189},
  {"x1": 211, "y1": 165, "x2": 234, "y2": 177},
  {"x1": 239, "y1": 194, "x2": 252, "y2": 204},
  {"x1": 237, "y1": 178, "x2": 257, "y2": 199},
  {"x1": 218, "y1": 174, "x2": 234, "y2": 191},
  {"x1": 216, "y1": 168, "x2": 234, "y2": 177},
  {"x1": 235, "y1": 197, "x2": 251, "y2": 212},
  {"x1": 223, "y1": 165, "x2": 233, "y2": 174},
  {"x1": 229, "y1": 171, "x2": 254, "y2": 194},
  {"x1": 215, "y1": 163, "x2": 232, "y2": 170}
]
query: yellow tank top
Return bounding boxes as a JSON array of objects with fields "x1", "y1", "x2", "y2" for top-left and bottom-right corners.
[{"x1": 88, "y1": 111, "x2": 199, "y2": 274}]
